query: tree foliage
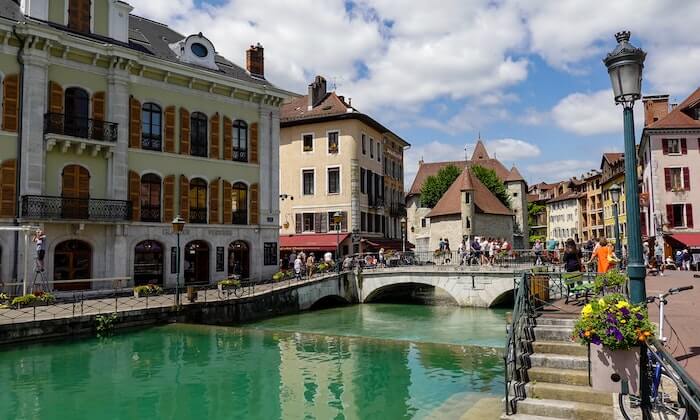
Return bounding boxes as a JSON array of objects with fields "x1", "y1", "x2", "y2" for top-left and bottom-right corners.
[
  {"x1": 471, "y1": 165, "x2": 512, "y2": 209},
  {"x1": 420, "y1": 164, "x2": 461, "y2": 208},
  {"x1": 527, "y1": 202, "x2": 546, "y2": 226}
]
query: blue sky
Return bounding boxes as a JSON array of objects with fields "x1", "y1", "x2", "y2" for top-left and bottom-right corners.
[{"x1": 132, "y1": 0, "x2": 700, "y2": 185}]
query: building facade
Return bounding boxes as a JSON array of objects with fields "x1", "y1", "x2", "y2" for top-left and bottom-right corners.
[
  {"x1": 640, "y1": 91, "x2": 700, "y2": 253},
  {"x1": 600, "y1": 153, "x2": 627, "y2": 246},
  {"x1": 278, "y1": 76, "x2": 409, "y2": 256},
  {"x1": 579, "y1": 171, "x2": 604, "y2": 242},
  {"x1": 0, "y1": 0, "x2": 286, "y2": 287},
  {"x1": 545, "y1": 180, "x2": 582, "y2": 243}
]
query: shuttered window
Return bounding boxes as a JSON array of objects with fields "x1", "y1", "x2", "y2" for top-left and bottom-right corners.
[
  {"x1": 210, "y1": 113, "x2": 220, "y2": 159},
  {"x1": 128, "y1": 170, "x2": 140, "y2": 221},
  {"x1": 190, "y1": 112, "x2": 208, "y2": 157},
  {"x1": 164, "y1": 106, "x2": 176, "y2": 153},
  {"x1": 250, "y1": 122, "x2": 258, "y2": 163},
  {"x1": 232, "y1": 182, "x2": 247, "y2": 225},
  {"x1": 179, "y1": 108, "x2": 190, "y2": 155},
  {"x1": 250, "y1": 183, "x2": 259, "y2": 225},
  {"x1": 2, "y1": 74, "x2": 19, "y2": 132},
  {"x1": 68, "y1": 0, "x2": 91, "y2": 33},
  {"x1": 223, "y1": 117, "x2": 233, "y2": 160},
  {"x1": 0, "y1": 159, "x2": 17, "y2": 218},
  {"x1": 179, "y1": 175, "x2": 189, "y2": 221},
  {"x1": 141, "y1": 103, "x2": 162, "y2": 151},
  {"x1": 163, "y1": 175, "x2": 175, "y2": 222},
  {"x1": 209, "y1": 178, "x2": 220, "y2": 224},
  {"x1": 222, "y1": 180, "x2": 232, "y2": 224}
]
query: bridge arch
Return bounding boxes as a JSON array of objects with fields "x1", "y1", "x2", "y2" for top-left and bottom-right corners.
[
  {"x1": 310, "y1": 295, "x2": 351, "y2": 310},
  {"x1": 361, "y1": 275, "x2": 461, "y2": 305},
  {"x1": 488, "y1": 289, "x2": 515, "y2": 308}
]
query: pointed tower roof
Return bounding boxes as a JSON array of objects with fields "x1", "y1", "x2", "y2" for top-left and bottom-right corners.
[
  {"x1": 471, "y1": 140, "x2": 489, "y2": 160},
  {"x1": 505, "y1": 166, "x2": 525, "y2": 183}
]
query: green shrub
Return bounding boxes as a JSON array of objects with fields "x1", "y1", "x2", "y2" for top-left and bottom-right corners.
[
  {"x1": 272, "y1": 271, "x2": 287, "y2": 282},
  {"x1": 217, "y1": 279, "x2": 241, "y2": 288},
  {"x1": 133, "y1": 284, "x2": 164, "y2": 296},
  {"x1": 593, "y1": 270, "x2": 627, "y2": 294},
  {"x1": 11, "y1": 294, "x2": 38, "y2": 306}
]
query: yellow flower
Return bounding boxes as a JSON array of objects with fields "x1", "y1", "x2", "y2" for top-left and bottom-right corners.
[
  {"x1": 620, "y1": 319, "x2": 626, "y2": 324},
  {"x1": 616, "y1": 300, "x2": 630, "y2": 309},
  {"x1": 582, "y1": 304, "x2": 593, "y2": 317}
]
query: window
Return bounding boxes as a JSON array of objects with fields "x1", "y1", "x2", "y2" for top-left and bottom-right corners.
[
  {"x1": 189, "y1": 178, "x2": 207, "y2": 223},
  {"x1": 232, "y1": 182, "x2": 248, "y2": 224},
  {"x1": 64, "y1": 87, "x2": 89, "y2": 138},
  {"x1": 377, "y1": 141, "x2": 381, "y2": 162},
  {"x1": 141, "y1": 103, "x2": 162, "y2": 151},
  {"x1": 421, "y1": 218, "x2": 426, "y2": 228},
  {"x1": 669, "y1": 168, "x2": 683, "y2": 190},
  {"x1": 513, "y1": 192, "x2": 518, "y2": 197},
  {"x1": 370, "y1": 138, "x2": 374, "y2": 158},
  {"x1": 191, "y1": 43, "x2": 208, "y2": 58},
  {"x1": 667, "y1": 139, "x2": 681, "y2": 154},
  {"x1": 367, "y1": 212, "x2": 374, "y2": 232},
  {"x1": 302, "y1": 170, "x2": 314, "y2": 195},
  {"x1": 465, "y1": 192, "x2": 471, "y2": 204},
  {"x1": 68, "y1": 0, "x2": 91, "y2": 33},
  {"x1": 328, "y1": 131, "x2": 339, "y2": 153},
  {"x1": 327, "y1": 167, "x2": 340, "y2": 194},
  {"x1": 303, "y1": 134, "x2": 313, "y2": 152},
  {"x1": 672, "y1": 204, "x2": 685, "y2": 228},
  {"x1": 362, "y1": 134, "x2": 366, "y2": 154},
  {"x1": 140, "y1": 173, "x2": 161, "y2": 222},
  {"x1": 360, "y1": 168, "x2": 366, "y2": 194},
  {"x1": 375, "y1": 214, "x2": 382, "y2": 233},
  {"x1": 233, "y1": 120, "x2": 248, "y2": 162},
  {"x1": 465, "y1": 216, "x2": 471, "y2": 229},
  {"x1": 263, "y1": 243, "x2": 277, "y2": 266},
  {"x1": 361, "y1": 212, "x2": 367, "y2": 231},
  {"x1": 190, "y1": 112, "x2": 208, "y2": 157},
  {"x1": 303, "y1": 213, "x2": 314, "y2": 232},
  {"x1": 328, "y1": 211, "x2": 343, "y2": 231}
]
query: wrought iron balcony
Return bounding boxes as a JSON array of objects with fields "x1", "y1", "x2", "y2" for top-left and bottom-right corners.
[
  {"x1": 44, "y1": 113, "x2": 119, "y2": 142},
  {"x1": 140, "y1": 205, "x2": 161, "y2": 222},
  {"x1": 189, "y1": 207, "x2": 208, "y2": 224},
  {"x1": 21, "y1": 195, "x2": 131, "y2": 221},
  {"x1": 232, "y1": 209, "x2": 248, "y2": 225},
  {"x1": 233, "y1": 147, "x2": 248, "y2": 162}
]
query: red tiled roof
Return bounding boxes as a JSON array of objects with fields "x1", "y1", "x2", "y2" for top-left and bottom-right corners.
[
  {"x1": 603, "y1": 152, "x2": 624, "y2": 164},
  {"x1": 281, "y1": 92, "x2": 349, "y2": 121},
  {"x1": 279, "y1": 233, "x2": 350, "y2": 250},
  {"x1": 407, "y1": 160, "x2": 467, "y2": 196},
  {"x1": 427, "y1": 167, "x2": 513, "y2": 217},
  {"x1": 546, "y1": 190, "x2": 582, "y2": 204},
  {"x1": 471, "y1": 140, "x2": 490, "y2": 160},
  {"x1": 506, "y1": 166, "x2": 525, "y2": 182},
  {"x1": 647, "y1": 87, "x2": 700, "y2": 130}
]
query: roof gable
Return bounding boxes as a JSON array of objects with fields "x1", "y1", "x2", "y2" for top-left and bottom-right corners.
[
  {"x1": 647, "y1": 87, "x2": 700, "y2": 130},
  {"x1": 427, "y1": 167, "x2": 512, "y2": 217}
]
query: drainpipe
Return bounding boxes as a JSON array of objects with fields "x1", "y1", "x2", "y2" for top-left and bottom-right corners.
[{"x1": 11, "y1": 24, "x2": 27, "y2": 284}]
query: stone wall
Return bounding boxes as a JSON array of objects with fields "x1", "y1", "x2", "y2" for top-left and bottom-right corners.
[{"x1": 473, "y1": 213, "x2": 514, "y2": 242}]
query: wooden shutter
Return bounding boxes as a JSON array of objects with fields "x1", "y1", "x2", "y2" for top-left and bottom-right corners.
[
  {"x1": 295, "y1": 213, "x2": 302, "y2": 234},
  {"x1": 128, "y1": 170, "x2": 140, "y2": 221},
  {"x1": 341, "y1": 211, "x2": 348, "y2": 232},
  {"x1": 2, "y1": 74, "x2": 19, "y2": 132},
  {"x1": 0, "y1": 159, "x2": 17, "y2": 218},
  {"x1": 179, "y1": 175, "x2": 189, "y2": 221},
  {"x1": 666, "y1": 204, "x2": 674, "y2": 227},
  {"x1": 320, "y1": 212, "x2": 328, "y2": 233},
  {"x1": 163, "y1": 175, "x2": 175, "y2": 222},
  {"x1": 209, "y1": 178, "x2": 220, "y2": 224},
  {"x1": 129, "y1": 96, "x2": 141, "y2": 149},
  {"x1": 164, "y1": 106, "x2": 176, "y2": 153},
  {"x1": 49, "y1": 81, "x2": 64, "y2": 114},
  {"x1": 179, "y1": 108, "x2": 190, "y2": 155},
  {"x1": 313, "y1": 212, "x2": 322, "y2": 233},
  {"x1": 681, "y1": 138, "x2": 687, "y2": 154},
  {"x1": 250, "y1": 122, "x2": 259, "y2": 163},
  {"x1": 686, "y1": 204, "x2": 694, "y2": 228},
  {"x1": 222, "y1": 180, "x2": 232, "y2": 224},
  {"x1": 223, "y1": 117, "x2": 232, "y2": 160},
  {"x1": 210, "y1": 113, "x2": 220, "y2": 159},
  {"x1": 664, "y1": 168, "x2": 672, "y2": 191},
  {"x1": 683, "y1": 167, "x2": 690, "y2": 190},
  {"x1": 250, "y1": 182, "x2": 259, "y2": 225},
  {"x1": 662, "y1": 139, "x2": 668, "y2": 155},
  {"x1": 68, "y1": 0, "x2": 91, "y2": 33},
  {"x1": 92, "y1": 91, "x2": 105, "y2": 121}
]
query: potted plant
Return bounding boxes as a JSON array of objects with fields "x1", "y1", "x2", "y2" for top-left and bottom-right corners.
[
  {"x1": 133, "y1": 284, "x2": 163, "y2": 298},
  {"x1": 0, "y1": 292, "x2": 9, "y2": 308},
  {"x1": 10, "y1": 292, "x2": 55, "y2": 308},
  {"x1": 593, "y1": 270, "x2": 627, "y2": 295},
  {"x1": 272, "y1": 271, "x2": 287, "y2": 282},
  {"x1": 572, "y1": 293, "x2": 654, "y2": 394},
  {"x1": 217, "y1": 278, "x2": 241, "y2": 292}
]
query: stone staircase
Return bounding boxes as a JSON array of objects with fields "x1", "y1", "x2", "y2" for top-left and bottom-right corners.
[{"x1": 502, "y1": 316, "x2": 616, "y2": 420}]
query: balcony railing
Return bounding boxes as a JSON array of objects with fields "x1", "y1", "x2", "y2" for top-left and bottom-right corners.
[
  {"x1": 44, "y1": 113, "x2": 118, "y2": 142},
  {"x1": 21, "y1": 195, "x2": 131, "y2": 221},
  {"x1": 140, "y1": 205, "x2": 161, "y2": 222},
  {"x1": 232, "y1": 209, "x2": 248, "y2": 225},
  {"x1": 189, "y1": 207, "x2": 207, "y2": 224},
  {"x1": 233, "y1": 148, "x2": 248, "y2": 162}
]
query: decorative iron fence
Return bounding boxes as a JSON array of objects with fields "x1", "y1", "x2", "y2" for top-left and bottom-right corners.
[
  {"x1": 140, "y1": 205, "x2": 161, "y2": 222},
  {"x1": 233, "y1": 148, "x2": 248, "y2": 162},
  {"x1": 44, "y1": 113, "x2": 118, "y2": 142},
  {"x1": 189, "y1": 208, "x2": 207, "y2": 224},
  {"x1": 21, "y1": 195, "x2": 131, "y2": 221}
]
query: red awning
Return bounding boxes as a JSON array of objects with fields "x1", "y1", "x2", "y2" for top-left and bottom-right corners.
[
  {"x1": 361, "y1": 238, "x2": 415, "y2": 251},
  {"x1": 669, "y1": 233, "x2": 700, "y2": 248},
  {"x1": 279, "y1": 233, "x2": 350, "y2": 251}
]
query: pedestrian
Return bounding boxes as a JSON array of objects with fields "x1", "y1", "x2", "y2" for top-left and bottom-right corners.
[
  {"x1": 675, "y1": 250, "x2": 683, "y2": 270},
  {"x1": 458, "y1": 240, "x2": 466, "y2": 265},
  {"x1": 588, "y1": 237, "x2": 613, "y2": 273},
  {"x1": 654, "y1": 241, "x2": 665, "y2": 276},
  {"x1": 288, "y1": 249, "x2": 297, "y2": 269},
  {"x1": 562, "y1": 238, "x2": 583, "y2": 272},
  {"x1": 32, "y1": 229, "x2": 47, "y2": 272},
  {"x1": 532, "y1": 239, "x2": 543, "y2": 265},
  {"x1": 378, "y1": 248, "x2": 385, "y2": 268},
  {"x1": 306, "y1": 253, "x2": 316, "y2": 278},
  {"x1": 294, "y1": 255, "x2": 303, "y2": 280},
  {"x1": 342, "y1": 255, "x2": 353, "y2": 271},
  {"x1": 682, "y1": 249, "x2": 692, "y2": 271},
  {"x1": 439, "y1": 238, "x2": 445, "y2": 252},
  {"x1": 324, "y1": 250, "x2": 333, "y2": 265},
  {"x1": 643, "y1": 241, "x2": 650, "y2": 267},
  {"x1": 470, "y1": 237, "x2": 482, "y2": 265},
  {"x1": 298, "y1": 250, "x2": 307, "y2": 276}
]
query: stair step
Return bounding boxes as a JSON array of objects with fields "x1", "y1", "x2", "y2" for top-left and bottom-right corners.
[
  {"x1": 525, "y1": 382, "x2": 613, "y2": 406},
  {"x1": 528, "y1": 367, "x2": 589, "y2": 386},
  {"x1": 532, "y1": 340, "x2": 587, "y2": 357},
  {"x1": 530, "y1": 353, "x2": 587, "y2": 370},
  {"x1": 517, "y1": 398, "x2": 613, "y2": 420},
  {"x1": 534, "y1": 326, "x2": 575, "y2": 342},
  {"x1": 501, "y1": 414, "x2": 568, "y2": 420},
  {"x1": 536, "y1": 317, "x2": 577, "y2": 327}
]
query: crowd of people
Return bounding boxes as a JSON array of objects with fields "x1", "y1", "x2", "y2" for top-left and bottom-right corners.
[{"x1": 449, "y1": 236, "x2": 512, "y2": 266}]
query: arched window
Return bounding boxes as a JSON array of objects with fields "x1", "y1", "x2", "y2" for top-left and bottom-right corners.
[
  {"x1": 190, "y1": 112, "x2": 208, "y2": 157},
  {"x1": 140, "y1": 173, "x2": 161, "y2": 222},
  {"x1": 228, "y1": 240, "x2": 249, "y2": 279},
  {"x1": 232, "y1": 182, "x2": 248, "y2": 225},
  {"x1": 68, "y1": 0, "x2": 91, "y2": 33},
  {"x1": 141, "y1": 103, "x2": 162, "y2": 151},
  {"x1": 189, "y1": 178, "x2": 207, "y2": 223},
  {"x1": 233, "y1": 120, "x2": 248, "y2": 162},
  {"x1": 61, "y1": 164, "x2": 90, "y2": 219},
  {"x1": 64, "y1": 87, "x2": 89, "y2": 138},
  {"x1": 134, "y1": 240, "x2": 163, "y2": 286}
]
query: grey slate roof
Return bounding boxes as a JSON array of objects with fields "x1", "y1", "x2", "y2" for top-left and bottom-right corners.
[{"x1": 0, "y1": 0, "x2": 24, "y2": 22}]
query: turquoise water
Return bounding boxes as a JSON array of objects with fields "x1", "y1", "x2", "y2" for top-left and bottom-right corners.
[{"x1": 0, "y1": 304, "x2": 506, "y2": 419}]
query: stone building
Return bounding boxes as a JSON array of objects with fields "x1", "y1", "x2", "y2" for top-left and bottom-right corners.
[
  {"x1": 278, "y1": 76, "x2": 410, "y2": 256},
  {"x1": 600, "y1": 153, "x2": 627, "y2": 246},
  {"x1": 546, "y1": 180, "x2": 583, "y2": 244},
  {"x1": 406, "y1": 141, "x2": 528, "y2": 252},
  {"x1": 0, "y1": 0, "x2": 287, "y2": 288}
]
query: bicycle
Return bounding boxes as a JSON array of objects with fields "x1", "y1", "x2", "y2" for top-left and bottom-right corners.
[{"x1": 619, "y1": 285, "x2": 694, "y2": 420}]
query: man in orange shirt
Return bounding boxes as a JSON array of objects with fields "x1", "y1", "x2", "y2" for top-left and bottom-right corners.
[{"x1": 588, "y1": 237, "x2": 612, "y2": 273}]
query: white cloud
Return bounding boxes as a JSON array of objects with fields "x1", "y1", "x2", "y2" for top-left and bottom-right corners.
[
  {"x1": 486, "y1": 138, "x2": 541, "y2": 161},
  {"x1": 525, "y1": 159, "x2": 597, "y2": 183},
  {"x1": 517, "y1": 108, "x2": 548, "y2": 126},
  {"x1": 551, "y1": 90, "x2": 642, "y2": 136},
  {"x1": 403, "y1": 141, "x2": 467, "y2": 188}
]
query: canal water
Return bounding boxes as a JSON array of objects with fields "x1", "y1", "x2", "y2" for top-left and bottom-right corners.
[{"x1": 0, "y1": 304, "x2": 506, "y2": 419}]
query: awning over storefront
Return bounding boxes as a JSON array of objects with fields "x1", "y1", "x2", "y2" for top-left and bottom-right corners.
[
  {"x1": 361, "y1": 238, "x2": 415, "y2": 251},
  {"x1": 667, "y1": 233, "x2": 700, "y2": 249},
  {"x1": 279, "y1": 233, "x2": 351, "y2": 251}
]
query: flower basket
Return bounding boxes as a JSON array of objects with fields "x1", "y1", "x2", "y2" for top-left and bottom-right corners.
[
  {"x1": 591, "y1": 345, "x2": 640, "y2": 394},
  {"x1": 593, "y1": 270, "x2": 627, "y2": 295},
  {"x1": 133, "y1": 284, "x2": 163, "y2": 298},
  {"x1": 217, "y1": 279, "x2": 241, "y2": 292},
  {"x1": 10, "y1": 292, "x2": 55, "y2": 308}
]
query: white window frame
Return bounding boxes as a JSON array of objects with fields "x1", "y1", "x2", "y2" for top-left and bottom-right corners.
[
  {"x1": 326, "y1": 165, "x2": 341, "y2": 195},
  {"x1": 301, "y1": 132, "x2": 314, "y2": 154},
  {"x1": 302, "y1": 212, "x2": 315, "y2": 233},
  {"x1": 668, "y1": 166, "x2": 685, "y2": 190},
  {"x1": 326, "y1": 130, "x2": 340, "y2": 155},
  {"x1": 667, "y1": 138, "x2": 681, "y2": 155},
  {"x1": 300, "y1": 167, "x2": 316, "y2": 196},
  {"x1": 327, "y1": 210, "x2": 343, "y2": 232},
  {"x1": 670, "y1": 203, "x2": 687, "y2": 228}
]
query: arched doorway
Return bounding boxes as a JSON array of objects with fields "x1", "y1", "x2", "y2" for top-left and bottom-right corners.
[
  {"x1": 53, "y1": 240, "x2": 92, "y2": 291},
  {"x1": 64, "y1": 87, "x2": 89, "y2": 138},
  {"x1": 228, "y1": 240, "x2": 249, "y2": 279},
  {"x1": 184, "y1": 240, "x2": 209, "y2": 284},
  {"x1": 134, "y1": 240, "x2": 163, "y2": 286},
  {"x1": 62, "y1": 164, "x2": 90, "y2": 219}
]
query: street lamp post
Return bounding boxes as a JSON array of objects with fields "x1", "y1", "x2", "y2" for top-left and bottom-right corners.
[
  {"x1": 609, "y1": 183, "x2": 622, "y2": 260},
  {"x1": 604, "y1": 30, "x2": 649, "y2": 417},
  {"x1": 171, "y1": 215, "x2": 186, "y2": 306},
  {"x1": 333, "y1": 211, "x2": 342, "y2": 260},
  {"x1": 400, "y1": 217, "x2": 407, "y2": 253}
]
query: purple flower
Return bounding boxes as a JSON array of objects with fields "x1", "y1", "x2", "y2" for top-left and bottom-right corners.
[
  {"x1": 606, "y1": 313, "x2": 618, "y2": 325},
  {"x1": 620, "y1": 307, "x2": 630, "y2": 317},
  {"x1": 591, "y1": 335, "x2": 602, "y2": 345},
  {"x1": 635, "y1": 313, "x2": 644, "y2": 320},
  {"x1": 608, "y1": 327, "x2": 624, "y2": 342}
]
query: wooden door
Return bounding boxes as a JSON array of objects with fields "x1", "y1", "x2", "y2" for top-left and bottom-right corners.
[
  {"x1": 53, "y1": 240, "x2": 92, "y2": 291},
  {"x1": 62, "y1": 165, "x2": 90, "y2": 219}
]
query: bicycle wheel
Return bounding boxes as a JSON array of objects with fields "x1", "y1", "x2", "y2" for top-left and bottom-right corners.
[
  {"x1": 618, "y1": 392, "x2": 642, "y2": 420},
  {"x1": 656, "y1": 371, "x2": 688, "y2": 419},
  {"x1": 232, "y1": 285, "x2": 243, "y2": 298}
]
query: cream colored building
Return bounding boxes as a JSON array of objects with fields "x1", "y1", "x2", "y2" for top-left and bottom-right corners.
[{"x1": 279, "y1": 76, "x2": 409, "y2": 256}]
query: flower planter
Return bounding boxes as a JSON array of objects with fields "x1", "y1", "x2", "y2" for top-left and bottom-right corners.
[
  {"x1": 590, "y1": 345, "x2": 640, "y2": 394},
  {"x1": 134, "y1": 290, "x2": 146, "y2": 298}
]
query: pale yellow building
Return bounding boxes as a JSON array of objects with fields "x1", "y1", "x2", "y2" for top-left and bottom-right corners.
[{"x1": 279, "y1": 76, "x2": 409, "y2": 257}]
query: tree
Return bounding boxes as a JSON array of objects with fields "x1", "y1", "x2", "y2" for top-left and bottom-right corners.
[
  {"x1": 420, "y1": 164, "x2": 461, "y2": 208},
  {"x1": 471, "y1": 165, "x2": 512, "y2": 209},
  {"x1": 527, "y1": 202, "x2": 546, "y2": 226}
]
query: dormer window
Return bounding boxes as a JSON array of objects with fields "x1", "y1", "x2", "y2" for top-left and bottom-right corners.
[
  {"x1": 68, "y1": 0, "x2": 91, "y2": 33},
  {"x1": 169, "y1": 33, "x2": 218, "y2": 70},
  {"x1": 191, "y1": 43, "x2": 208, "y2": 58}
]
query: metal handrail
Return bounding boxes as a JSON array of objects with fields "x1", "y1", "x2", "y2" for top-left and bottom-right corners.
[
  {"x1": 21, "y1": 195, "x2": 132, "y2": 221},
  {"x1": 504, "y1": 271, "x2": 535, "y2": 415},
  {"x1": 43, "y1": 112, "x2": 118, "y2": 142},
  {"x1": 648, "y1": 338, "x2": 700, "y2": 416}
]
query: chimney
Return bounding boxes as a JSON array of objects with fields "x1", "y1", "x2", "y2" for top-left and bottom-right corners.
[
  {"x1": 246, "y1": 43, "x2": 264, "y2": 79},
  {"x1": 642, "y1": 95, "x2": 669, "y2": 127},
  {"x1": 307, "y1": 75, "x2": 327, "y2": 110}
]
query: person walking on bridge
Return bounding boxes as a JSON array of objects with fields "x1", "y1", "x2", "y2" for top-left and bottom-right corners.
[{"x1": 588, "y1": 237, "x2": 613, "y2": 273}]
